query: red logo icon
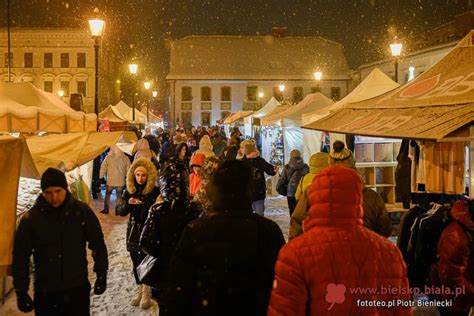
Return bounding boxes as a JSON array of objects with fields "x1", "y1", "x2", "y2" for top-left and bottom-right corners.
[{"x1": 325, "y1": 283, "x2": 346, "y2": 311}]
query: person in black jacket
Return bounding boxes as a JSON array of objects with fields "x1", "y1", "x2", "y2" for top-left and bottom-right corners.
[
  {"x1": 238, "y1": 139, "x2": 277, "y2": 216},
  {"x1": 139, "y1": 159, "x2": 201, "y2": 303},
  {"x1": 12, "y1": 167, "x2": 108, "y2": 315},
  {"x1": 161, "y1": 159, "x2": 286, "y2": 316},
  {"x1": 118, "y1": 157, "x2": 159, "y2": 310}
]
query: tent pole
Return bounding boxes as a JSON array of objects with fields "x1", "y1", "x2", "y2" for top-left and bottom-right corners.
[{"x1": 470, "y1": 124, "x2": 474, "y2": 198}]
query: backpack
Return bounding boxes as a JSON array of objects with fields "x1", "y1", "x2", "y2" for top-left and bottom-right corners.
[{"x1": 276, "y1": 166, "x2": 294, "y2": 196}]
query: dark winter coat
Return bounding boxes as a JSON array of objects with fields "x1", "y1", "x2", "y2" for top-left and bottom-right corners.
[
  {"x1": 161, "y1": 210, "x2": 285, "y2": 316},
  {"x1": 139, "y1": 159, "x2": 201, "y2": 285},
  {"x1": 144, "y1": 134, "x2": 160, "y2": 155},
  {"x1": 12, "y1": 193, "x2": 108, "y2": 293},
  {"x1": 221, "y1": 145, "x2": 239, "y2": 161},
  {"x1": 431, "y1": 200, "x2": 474, "y2": 313},
  {"x1": 276, "y1": 157, "x2": 309, "y2": 197},
  {"x1": 118, "y1": 158, "x2": 159, "y2": 253},
  {"x1": 243, "y1": 152, "x2": 276, "y2": 201},
  {"x1": 268, "y1": 165, "x2": 410, "y2": 316}
]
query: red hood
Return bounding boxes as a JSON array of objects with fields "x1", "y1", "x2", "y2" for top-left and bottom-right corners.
[
  {"x1": 304, "y1": 165, "x2": 364, "y2": 231},
  {"x1": 451, "y1": 200, "x2": 474, "y2": 231}
]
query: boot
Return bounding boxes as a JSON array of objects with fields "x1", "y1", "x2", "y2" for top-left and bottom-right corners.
[
  {"x1": 131, "y1": 284, "x2": 142, "y2": 306},
  {"x1": 140, "y1": 285, "x2": 153, "y2": 309}
]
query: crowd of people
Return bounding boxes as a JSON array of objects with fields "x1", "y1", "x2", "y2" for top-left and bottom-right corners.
[{"x1": 10, "y1": 124, "x2": 474, "y2": 315}]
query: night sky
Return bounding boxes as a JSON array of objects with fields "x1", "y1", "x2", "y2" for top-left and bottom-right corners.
[{"x1": 2, "y1": 0, "x2": 472, "y2": 82}]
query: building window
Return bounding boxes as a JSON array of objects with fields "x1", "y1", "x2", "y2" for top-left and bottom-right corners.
[
  {"x1": 4, "y1": 52, "x2": 13, "y2": 68},
  {"x1": 77, "y1": 53, "x2": 86, "y2": 68},
  {"x1": 181, "y1": 86, "x2": 192, "y2": 101},
  {"x1": 60, "y1": 81, "x2": 70, "y2": 97},
  {"x1": 221, "y1": 86, "x2": 231, "y2": 101},
  {"x1": 220, "y1": 102, "x2": 231, "y2": 110},
  {"x1": 181, "y1": 112, "x2": 192, "y2": 127},
  {"x1": 201, "y1": 86, "x2": 211, "y2": 101},
  {"x1": 273, "y1": 86, "x2": 283, "y2": 101},
  {"x1": 201, "y1": 103, "x2": 212, "y2": 110},
  {"x1": 293, "y1": 87, "x2": 304, "y2": 103},
  {"x1": 201, "y1": 112, "x2": 211, "y2": 126},
  {"x1": 24, "y1": 53, "x2": 33, "y2": 68},
  {"x1": 181, "y1": 103, "x2": 192, "y2": 111},
  {"x1": 331, "y1": 87, "x2": 341, "y2": 101},
  {"x1": 60, "y1": 53, "x2": 69, "y2": 68},
  {"x1": 311, "y1": 86, "x2": 321, "y2": 93},
  {"x1": 77, "y1": 81, "x2": 86, "y2": 96},
  {"x1": 44, "y1": 53, "x2": 53, "y2": 68},
  {"x1": 247, "y1": 86, "x2": 258, "y2": 102},
  {"x1": 44, "y1": 81, "x2": 53, "y2": 93}
]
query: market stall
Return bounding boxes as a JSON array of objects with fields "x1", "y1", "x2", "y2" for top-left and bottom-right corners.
[
  {"x1": 243, "y1": 97, "x2": 281, "y2": 138},
  {"x1": 303, "y1": 31, "x2": 474, "y2": 199},
  {"x1": 261, "y1": 92, "x2": 333, "y2": 163},
  {"x1": 301, "y1": 68, "x2": 400, "y2": 161}
]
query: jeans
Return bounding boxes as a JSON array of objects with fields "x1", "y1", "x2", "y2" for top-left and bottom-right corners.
[
  {"x1": 34, "y1": 283, "x2": 91, "y2": 316},
  {"x1": 104, "y1": 185, "x2": 124, "y2": 211},
  {"x1": 252, "y1": 200, "x2": 265, "y2": 216}
]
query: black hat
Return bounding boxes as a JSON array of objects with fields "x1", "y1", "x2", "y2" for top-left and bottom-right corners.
[{"x1": 41, "y1": 168, "x2": 68, "y2": 191}]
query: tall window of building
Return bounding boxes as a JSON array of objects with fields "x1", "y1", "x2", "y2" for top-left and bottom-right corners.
[
  {"x1": 77, "y1": 81, "x2": 87, "y2": 96},
  {"x1": 77, "y1": 53, "x2": 86, "y2": 68},
  {"x1": 60, "y1": 81, "x2": 70, "y2": 97},
  {"x1": 247, "y1": 86, "x2": 258, "y2": 101},
  {"x1": 44, "y1": 53, "x2": 53, "y2": 68},
  {"x1": 331, "y1": 87, "x2": 341, "y2": 101},
  {"x1": 44, "y1": 81, "x2": 53, "y2": 93},
  {"x1": 4, "y1": 52, "x2": 13, "y2": 68},
  {"x1": 221, "y1": 86, "x2": 231, "y2": 101},
  {"x1": 201, "y1": 86, "x2": 211, "y2": 101},
  {"x1": 181, "y1": 86, "x2": 192, "y2": 101},
  {"x1": 311, "y1": 86, "x2": 321, "y2": 93},
  {"x1": 293, "y1": 87, "x2": 304, "y2": 103},
  {"x1": 60, "y1": 53, "x2": 69, "y2": 68},
  {"x1": 201, "y1": 112, "x2": 211, "y2": 126},
  {"x1": 24, "y1": 53, "x2": 33, "y2": 68},
  {"x1": 273, "y1": 86, "x2": 283, "y2": 101},
  {"x1": 181, "y1": 112, "x2": 192, "y2": 127}
]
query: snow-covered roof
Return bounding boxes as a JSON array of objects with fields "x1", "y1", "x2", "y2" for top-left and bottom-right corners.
[{"x1": 167, "y1": 36, "x2": 350, "y2": 80}]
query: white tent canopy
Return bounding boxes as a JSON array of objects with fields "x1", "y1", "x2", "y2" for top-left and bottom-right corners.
[
  {"x1": 99, "y1": 101, "x2": 147, "y2": 124},
  {"x1": 0, "y1": 82, "x2": 97, "y2": 133},
  {"x1": 301, "y1": 68, "x2": 400, "y2": 161}
]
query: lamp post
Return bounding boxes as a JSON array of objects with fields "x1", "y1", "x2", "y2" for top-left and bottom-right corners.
[
  {"x1": 390, "y1": 42, "x2": 402, "y2": 83},
  {"x1": 144, "y1": 81, "x2": 151, "y2": 124},
  {"x1": 128, "y1": 63, "x2": 138, "y2": 120},
  {"x1": 88, "y1": 13, "x2": 105, "y2": 201},
  {"x1": 278, "y1": 83, "x2": 285, "y2": 102},
  {"x1": 88, "y1": 16, "x2": 105, "y2": 117},
  {"x1": 258, "y1": 91, "x2": 264, "y2": 109}
]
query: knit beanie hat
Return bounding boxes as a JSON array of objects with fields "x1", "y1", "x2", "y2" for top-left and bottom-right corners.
[
  {"x1": 240, "y1": 139, "x2": 256, "y2": 156},
  {"x1": 41, "y1": 167, "x2": 68, "y2": 191},
  {"x1": 329, "y1": 140, "x2": 356, "y2": 169},
  {"x1": 134, "y1": 165, "x2": 148, "y2": 175}
]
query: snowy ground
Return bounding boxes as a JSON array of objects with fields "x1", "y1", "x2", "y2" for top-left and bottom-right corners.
[{"x1": 0, "y1": 195, "x2": 290, "y2": 316}]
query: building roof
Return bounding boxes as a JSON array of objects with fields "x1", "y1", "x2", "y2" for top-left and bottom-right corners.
[{"x1": 167, "y1": 36, "x2": 350, "y2": 81}]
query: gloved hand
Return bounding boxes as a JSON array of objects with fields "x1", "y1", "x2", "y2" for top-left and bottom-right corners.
[
  {"x1": 94, "y1": 273, "x2": 107, "y2": 295},
  {"x1": 16, "y1": 291, "x2": 34, "y2": 313}
]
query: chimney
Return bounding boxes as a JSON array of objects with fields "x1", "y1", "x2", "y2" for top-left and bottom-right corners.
[{"x1": 272, "y1": 27, "x2": 287, "y2": 38}]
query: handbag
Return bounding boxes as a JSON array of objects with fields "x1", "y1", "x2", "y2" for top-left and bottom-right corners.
[{"x1": 136, "y1": 254, "x2": 160, "y2": 286}]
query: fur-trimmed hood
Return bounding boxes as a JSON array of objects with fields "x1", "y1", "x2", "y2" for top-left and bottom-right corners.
[{"x1": 126, "y1": 157, "x2": 157, "y2": 195}]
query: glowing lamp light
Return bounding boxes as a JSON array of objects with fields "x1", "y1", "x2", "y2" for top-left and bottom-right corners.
[
  {"x1": 128, "y1": 63, "x2": 138, "y2": 75},
  {"x1": 152, "y1": 91, "x2": 158, "y2": 98},
  {"x1": 278, "y1": 83, "x2": 285, "y2": 92},
  {"x1": 144, "y1": 81, "x2": 151, "y2": 90},
  {"x1": 58, "y1": 90, "x2": 64, "y2": 97},
  {"x1": 408, "y1": 66, "x2": 415, "y2": 81},
  {"x1": 258, "y1": 92, "x2": 264, "y2": 99},
  {"x1": 390, "y1": 43, "x2": 402, "y2": 57},
  {"x1": 88, "y1": 19, "x2": 105, "y2": 37},
  {"x1": 313, "y1": 71, "x2": 322, "y2": 81}
]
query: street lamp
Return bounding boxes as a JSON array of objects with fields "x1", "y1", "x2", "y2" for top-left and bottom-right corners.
[
  {"x1": 128, "y1": 63, "x2": 138, "y2": 120},
  {"x1": 152, "y1": 90, "x2": 158, "y2": 98},
  {"x1": 313, "y1": 71, "x2": 322, "y2": 92},
  {"x1": 144, "y1": 81, "x2": 151, "y2": 123},
  {"x1": 390, "y1": 42, "x2": 402, "y2": 83},
  {"x1": 58, "y1": 90, "x2": 64, "y2": 98},
  {"x1": 258, "y1": 91, "x2": 264, "y2": 109},
  {"x1": 88, "y1": 15, "x2": 105, "y2": 117}
]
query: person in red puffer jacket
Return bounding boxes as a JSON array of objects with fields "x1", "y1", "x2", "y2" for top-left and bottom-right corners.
[
  {"x1": 268, "y1": 165, "x2": 411, "y2": 316},
  {"x1": 431, "y1": 199, "x2": 474, "y2": 316}
]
